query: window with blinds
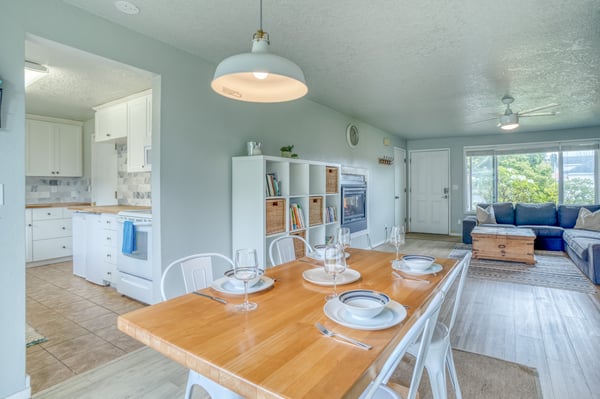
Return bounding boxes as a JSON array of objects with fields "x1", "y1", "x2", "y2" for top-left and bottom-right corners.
[{"x1": 464, "y1": 140, "x2": 599, "y2": 211}]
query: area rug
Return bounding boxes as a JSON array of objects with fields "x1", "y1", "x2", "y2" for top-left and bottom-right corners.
[
  {"x1": 26, "y1": 324, "x2": 47, "y2": 347},
  {"x1": 393, "y1": 348, "x2": 542, "y2": 399},
  {"x1": 450, "y1": 245, "x2": 598, "y2": 294}
]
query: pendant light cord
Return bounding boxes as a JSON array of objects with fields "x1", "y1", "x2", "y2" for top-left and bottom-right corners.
[{"x1": 259, "y1": 0, "x2": 263, "y2": 31}]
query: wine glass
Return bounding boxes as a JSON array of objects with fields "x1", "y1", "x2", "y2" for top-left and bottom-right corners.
[
  {"x1": 234, "y1": 249, "x2": 259, "y2": 312},
  {"x1": 337, "y1": 227, "x2": 351, "y2": 250},
  {"x1": 323, "y1": 243, "x2": 347, "y2": 301},
  {"x1": 388, "y1": 225, "x2": 406, "y2": 266}
]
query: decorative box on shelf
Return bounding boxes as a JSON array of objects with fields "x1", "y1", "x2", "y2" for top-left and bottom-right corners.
[
  {"x1": 326, "y1": 167, "x2": 339, "y2": 194},
  {"x1": 266, "y1": 199, "x2": 286, "y2": 235},
  {"x1": 309, "y1": 196, "x2": 324, "y2": 226},
  {"x1": 290, "y1": 230, "x2": 308, "y2": 258}
]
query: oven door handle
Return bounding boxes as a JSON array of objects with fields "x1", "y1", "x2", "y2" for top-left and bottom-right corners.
[{"x1": 118, "y1": 220, "x2": 152, "y2": 227}]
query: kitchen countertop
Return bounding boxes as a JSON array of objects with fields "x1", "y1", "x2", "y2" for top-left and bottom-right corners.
[
  {"x1": 26, "y1": 202, "x2": 91, "y2": 209},
  {"x1": 67, "y1": 205, "x2": 151, "y2": 215}
]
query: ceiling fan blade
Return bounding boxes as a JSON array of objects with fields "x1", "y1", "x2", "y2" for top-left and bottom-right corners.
[
  {"x1": 518, "y1": 103, "x2": 560, "y2": 115},
  {"x1": 467, "y1": 117, "x2": 498, "y2": 125},
  {"x1": 519, "y1": 111, "x2": 559, "y2": 118}
]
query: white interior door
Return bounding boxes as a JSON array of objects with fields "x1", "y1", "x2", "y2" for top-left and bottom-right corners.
[
  {"x1": 409, "y1": 149, "x2": 449, "y2": 234},
  {"x1": 394, "y1": 147, "x2": 406, "y2": 227}
]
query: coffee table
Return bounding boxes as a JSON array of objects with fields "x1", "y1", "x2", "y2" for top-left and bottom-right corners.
[{"x1": 471, "y1": 226, "x2": 536, "y2": 264}]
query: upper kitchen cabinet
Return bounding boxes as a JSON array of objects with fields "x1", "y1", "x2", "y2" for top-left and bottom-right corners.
[
  {"x1": 93, "y1": 89, "x2": 152, "y2": 172},
  {"x1": 127, "y1": 93, "x2": 152, "y2": 172},
  {"x1": 26, "y1": 116, "x2": 83, "y2": 177},
  {"x1": 94, "y1": 102, "x2": 127, "y2": 142}
]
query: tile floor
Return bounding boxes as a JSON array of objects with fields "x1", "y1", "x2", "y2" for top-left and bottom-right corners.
[{"x1": 26, "y1": 261, "x2": 146, "y2": 394}]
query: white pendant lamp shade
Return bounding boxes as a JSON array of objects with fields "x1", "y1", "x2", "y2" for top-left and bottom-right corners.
[
  {"x1": 211, "y1": 36, "x2": 307, "y2": 103},
  {"x1": 499, "y1": 113, "x2": 519, "y2": 130}
]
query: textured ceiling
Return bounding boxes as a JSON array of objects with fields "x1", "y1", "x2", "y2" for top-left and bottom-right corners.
[
  {"x1": 36, "y1": 1, "x2": 600, "y2": 137},
  {"x1": 25, "y1": 36, "x2": 153, "y2": 121}
]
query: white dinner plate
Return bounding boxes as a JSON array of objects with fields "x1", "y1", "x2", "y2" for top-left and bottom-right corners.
[
  {"x1": 306, "y1": 251, "x2": 351, "y2": 261},
  {"x1": 392, "y1": 261, "x2": 443, "y2": 276},
  {"x1": 323, "y1": 299, "x2": 407, "y2": 330},
  {"x1": 211, "y1": 276, "x2": 274, "y2": 295},
  {"x1": 302, "y1": 268, "x2": 361, "y2": 286}
]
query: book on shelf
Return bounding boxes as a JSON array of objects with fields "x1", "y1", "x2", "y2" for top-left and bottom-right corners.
[
  {"x1": 290, "y1": 203, "x2": 305, "y2": 230},
  {"x1": 326, "y1": 206, "x2": 337, "y2": 223},
  {"x1": 265, "y1": 173, "x2": 281, "y2": 196}
]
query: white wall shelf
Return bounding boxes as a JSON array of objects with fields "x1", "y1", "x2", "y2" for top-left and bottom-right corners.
[{"x1": 232, "y1": 155, "x2": 340, "y2": 268}]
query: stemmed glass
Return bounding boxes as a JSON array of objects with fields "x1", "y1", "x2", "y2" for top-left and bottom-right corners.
[
  {"x1": 388, "y1": 225, "x2": 406, "y2": 266},
  {"x1": 234, "y1": 249, "x2": 259, "y2": 312},
  {"x1": 337, "y1": 227, "x2": 351, "y2": 251},
  {"x1": 323, "y1": 243, "x2": 347, "y2": 301}
]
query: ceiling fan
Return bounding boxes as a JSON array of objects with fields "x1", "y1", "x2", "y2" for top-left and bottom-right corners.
[{"x1": 478, "y1": 95, "x2": 560, "y2": 131}]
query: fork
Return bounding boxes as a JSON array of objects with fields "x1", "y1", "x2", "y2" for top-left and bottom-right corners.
[
  {"x1": 315, "y1": 322, "x2": 372, "y2": 350},
  {"x1": 392, "y1": 271, "x2": 430, "y2": 284}
]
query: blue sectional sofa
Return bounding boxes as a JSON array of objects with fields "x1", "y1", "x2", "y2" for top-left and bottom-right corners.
[{"x1": 462, "y1": 203, "x2": 600, "y2": 284}]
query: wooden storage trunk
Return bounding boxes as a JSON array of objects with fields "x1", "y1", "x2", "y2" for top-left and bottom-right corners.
[
  {"x1": 290, "y1": 230, "x2": 307, "y2": 258},
  {"x1": 326, "y1": 167, "x2": 339, "y2": 194},
  {"x1": 309, "y1": 196, "x2": 323, "y2": 226},
  {"x1": 471, "y1": 226, "x2": 536, "y2": 264},
  {"x1": 266, "y1": 199, "x2": 286, "y2": 235}
]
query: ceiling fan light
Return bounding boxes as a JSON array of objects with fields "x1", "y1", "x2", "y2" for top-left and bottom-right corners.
[
  {"x1": 211, "y1": 35, "x2": 307, "y2": 103},
  {"x1": 499, "y1": 113, "x2": 519, "y2": 130},
  {"x1": 24, "y1": 60, "x2": 49, "y2": 87}
]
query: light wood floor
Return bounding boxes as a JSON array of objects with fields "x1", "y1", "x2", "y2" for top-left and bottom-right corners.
[{"x1": 33, "y1": 235, "x2": 600, "y2": 399}]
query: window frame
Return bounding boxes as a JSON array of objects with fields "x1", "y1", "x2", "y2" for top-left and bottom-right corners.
[{"x1": 464, "y1": 139, "x2": 599, "y2": 212}]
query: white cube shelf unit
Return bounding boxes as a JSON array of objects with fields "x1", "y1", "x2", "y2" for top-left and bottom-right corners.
[{"x1": 232, "y1": 156, "x2": 340, "y2": 268}]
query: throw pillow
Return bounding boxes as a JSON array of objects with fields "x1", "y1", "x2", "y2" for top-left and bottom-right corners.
[
  {"x1": 476, "y1": 205, "x2": 497, "y2": 225},
  {"x1": 574, "y1": 208, "x2": 600, "y2": 231}
]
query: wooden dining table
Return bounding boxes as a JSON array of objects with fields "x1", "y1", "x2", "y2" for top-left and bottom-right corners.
[{"x1": 118, "y1": 248, "x2": 458, "y2": 399}]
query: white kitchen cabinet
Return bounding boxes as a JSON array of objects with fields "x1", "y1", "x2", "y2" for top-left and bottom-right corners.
[
  {"x1": 127, "y1": 94, "x2": 152, "y2": 172},
  {"x1": 85, "y1": 213, "x2": 119, "y2": 286},
  {"x1": 29, "y1": 207, "x2": 73, "y2": 263},
  {"x1": 94, "y1": 102, "x2": 127, "y2": 142},
  {"x1": 26, "y1": 117, "x2": 83, "y2": 177},
  {"x1": 232, "y1": 156, "x2": 340, "y2": 268},
  {"x1": 72, "y1": 212, "x2": 87, "y2": 277},
  {"x1": 93, "y1": 90, "x2": 152, "y2": 172}
]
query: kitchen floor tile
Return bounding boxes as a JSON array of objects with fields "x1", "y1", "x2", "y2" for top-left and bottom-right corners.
[{"x1": 27, "y1": 261, "x2": 147, "y2": 394}]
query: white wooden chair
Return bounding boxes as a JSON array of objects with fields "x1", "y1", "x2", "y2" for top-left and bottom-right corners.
[
  {"x1": 268, "y1": 235, "x2": 313, "y2": 266},
  {"x1": 407, "y1": 252, "x2": 472, "y2": 399},
  {"x1": 160, "y1": 253, "x2": 243, "y2": 399},
  {"x1": 359, "y1": 289, "x2": 445, "y2": 399}
]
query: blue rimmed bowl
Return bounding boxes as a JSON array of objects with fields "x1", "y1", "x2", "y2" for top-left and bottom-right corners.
[
  {"x1": 402, "y1": 255, "x2": 435, "y2": 271},
  {"x1": 338, "y1": 289, "x2": 390, "y2": 319}
]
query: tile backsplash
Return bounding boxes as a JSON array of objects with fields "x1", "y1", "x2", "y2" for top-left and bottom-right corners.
[
  {"x1": 26, "y1": 177, "x2": 91, "y2": 204},
  {"x1": 116, "y1": 143, "x2": 151, "y2": 206}
]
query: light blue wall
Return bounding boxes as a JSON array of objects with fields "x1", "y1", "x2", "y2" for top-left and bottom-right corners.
[
  {"x1": 407, "y1": 126, "x2": 600, "y2": 235},
  {"x1": 1, "y1": 2, "x2": 403, "y2": 396}
]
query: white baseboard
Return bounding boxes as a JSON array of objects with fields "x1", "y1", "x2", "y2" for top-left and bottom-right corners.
[{"x1": 5, "y1": 375, "x2": 31, "y2": 399}]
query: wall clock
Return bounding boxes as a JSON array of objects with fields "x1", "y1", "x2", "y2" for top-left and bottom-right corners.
[{"x1": 346, "y1": 124, "x2": 359, "y2": 148}]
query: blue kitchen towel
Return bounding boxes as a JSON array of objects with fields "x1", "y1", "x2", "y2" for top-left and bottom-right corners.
[{"x1": 122, "y1": 220, "x2": 136, "y2": 254}]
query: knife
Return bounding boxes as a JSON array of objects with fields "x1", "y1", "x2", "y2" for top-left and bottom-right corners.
[{"x1": 192, "y1": 291, "x2": 228, "y2": 304}]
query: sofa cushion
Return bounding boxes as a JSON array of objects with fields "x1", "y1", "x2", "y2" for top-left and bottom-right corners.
[
  {"x1": 574, "y1": 208, "x2": 600, "y2": 232},
  {"x1": 558, "y1": 205, "x2": 600, "y2": 228},
  {"x1": 515, "y1": 203, "x2": 557, "y2": 226},
  {"x1": 519, "y1": 225, "x2": 564, "y2": 237},
  {"x1": 563, "y1": 229, "x2": 600, "y2": 261},
  {"x1": 479, "y1": 203, "x2": 514, "y2": 225},
  {"x1": 476, "y1": 205, "x2": 496, "y2": 224}
]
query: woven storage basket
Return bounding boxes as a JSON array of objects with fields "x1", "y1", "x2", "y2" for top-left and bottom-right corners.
[
  {"x1": 266, "y1": 199, "x2": 286, "y2": 235},
  {"x1": 290, "y1": 230, "x2": 307, "y2": 258},
  {"x1": 309, "y1": 196, "x2": 323, "y2": 226},
  {"x1": 326, "y1": 167, "x2": 339, "y2": 193}
]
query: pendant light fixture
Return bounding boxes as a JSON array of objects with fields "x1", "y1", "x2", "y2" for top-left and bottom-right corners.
[{"x1": 211, "y1": 0, "x2": 307, "y2": 103}]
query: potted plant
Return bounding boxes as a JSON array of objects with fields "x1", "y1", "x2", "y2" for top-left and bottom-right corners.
[{"x1": 280, "y1": 145, "x2": 294, "y2": 158}]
